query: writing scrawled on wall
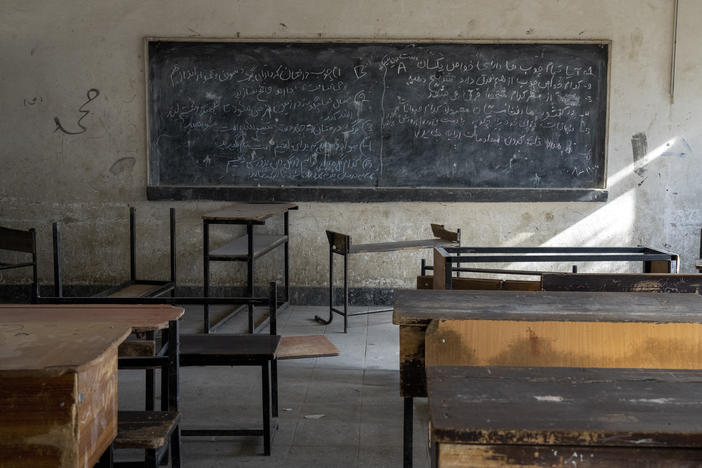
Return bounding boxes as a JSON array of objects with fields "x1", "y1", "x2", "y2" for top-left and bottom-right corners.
[{"x1": 147, "y1": 41, "x2": 608, "y2": 198}]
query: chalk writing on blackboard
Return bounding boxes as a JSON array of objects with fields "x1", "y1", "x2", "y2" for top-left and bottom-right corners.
[{"x1": 148, "y1": 42, "x2": 608, "y2": 198}]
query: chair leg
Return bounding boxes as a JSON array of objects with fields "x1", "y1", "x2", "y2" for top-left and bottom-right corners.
[
  {"x1": 271, "y1": 359, "x2": 278, "y2": 418},
  {"x1": 146, "y1": 448, "x2": 157, "y2": 468},
  {"x1": 404, "y1": 397, "x2": 413, "y2": 468},
  {"x1": 95, "y1": 445, "x2": 113, "y2": 468},
  {"x1": 146, "y1": 369, "x2": 155, "y2": 411},
  {"x1": 343, "y1": 251, "x2": 349, "y2": 333},
  {"x1": 262, "y1": 362, "x2": 271, "y2": 456},
  {"x1": 170, "y1": 425, "x2": 182, "y2": 468},
  {"x1": 314, "y1": 243, "x2": 335, "y2": 325}
]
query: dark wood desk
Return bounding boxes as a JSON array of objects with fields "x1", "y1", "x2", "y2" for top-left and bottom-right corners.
[
  {"x1": 428, "y1": 366, "x2": 702, "y2": 467},
  {"x1": 393, "y1": 289, "x2": 702, "y2": 467},
  {"x1": 202, "y1": 202, "x2": 298, "y2": 333},
  {"x1": 0, "y1": 304, "x2": 184, "y2": 468}
]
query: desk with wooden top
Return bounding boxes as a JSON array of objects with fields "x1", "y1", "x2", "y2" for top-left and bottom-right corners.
[
  {"x1": 428, "y1": 366, "x2": 702, "y2": 467},
  {"x1": 393, "y1": 289, "x2": 702, "y2": 468},
  {"x1": 202, "y1": 202, "x2": 298, "y2": 333},
  {"x1": 0, "y1": 304, "x2": 183, "y2": 468}
]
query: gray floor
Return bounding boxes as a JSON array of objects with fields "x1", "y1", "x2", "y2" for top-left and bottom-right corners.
[{"x1": 118, "y1": 304, "x2": 430, "y2": 467}]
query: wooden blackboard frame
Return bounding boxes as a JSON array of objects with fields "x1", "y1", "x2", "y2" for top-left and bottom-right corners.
[{"x1": 145, "y1": 38, "x2": 611, "y2": 203}]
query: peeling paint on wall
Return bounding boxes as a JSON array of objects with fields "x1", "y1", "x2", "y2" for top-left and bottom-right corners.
[{"x1": 109, "y1": 157, "x2": 136, "y2": 175}]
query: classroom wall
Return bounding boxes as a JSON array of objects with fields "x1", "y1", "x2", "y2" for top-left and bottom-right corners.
[{"x1": 1, "y1": 0, "x2": 701, "y2": 297}]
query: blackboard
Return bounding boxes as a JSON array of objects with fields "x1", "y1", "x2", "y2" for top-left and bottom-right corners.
[{"x1": 146, "y1": 40, "x2": 609, "y2": 202}]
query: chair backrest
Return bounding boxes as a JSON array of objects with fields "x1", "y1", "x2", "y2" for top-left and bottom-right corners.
[
  {"x1": 430, "y1": 223, "x2": 460, "y2": 243},
  {"x1": 0, "y1": 226, "x2": 38, "y2": 302},
  {"x1": 326, "y1": 230, "x2": 351, "y2": 253}
]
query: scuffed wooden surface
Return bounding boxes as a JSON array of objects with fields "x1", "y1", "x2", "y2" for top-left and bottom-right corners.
[
  {"x1": 393, "y1": 289, "x2": 702, "y2": 326},
  {"x1": 429, "y1": 366, "x2": 702, "y2": 448},
  {"x1": 437, "y1": 443, "x2": 702, "y2": 467},
  {"x1": 0, "y1": 321, "x2": 129, "y2": 468},
  {"x1": 202, "y1": 202, "x2": 297, "y2": 221},
  {"x1": 0, "y1": 304, "x2": 183, "y2": 331},
  {"x1": 541, "y1": 273, "x2": 702, "y2": 293},
  {"x1": 425, "y1": 319, "x2": 702, "y2": 369}
]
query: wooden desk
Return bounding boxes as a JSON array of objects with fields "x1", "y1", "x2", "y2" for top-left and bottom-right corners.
[
  {"x1": 202, "y1": 202, "x2": 298, "y2": 333},
  {"x1": 0, "y1": 321, "x2": 131, "y2": 468},
  {"x1": 0, "y1": 304, "x2": 184, "y2": 468},
  {"x1": 393, "y1": 289, "x2": 702, "y2": 468},
  {"x1": 0, "y1": 304, "x2": 184, "y2": 332},
  {"x1": 428, "y1": 366, "x2": 702, "y2": 467}
]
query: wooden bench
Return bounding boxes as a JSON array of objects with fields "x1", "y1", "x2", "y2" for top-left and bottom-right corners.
[
  {"x1": 395, "y1": 285, "x2": 702, "y2": 468},
  {"x1": 316, "y1": 224, "x2": 459, "y2": 333},
  {"x1": 0, "y1": 225, "x2": 38, "y2": 302},
  {"x1": 428, "y1": 366, "x2": 702, "y2": 467}
]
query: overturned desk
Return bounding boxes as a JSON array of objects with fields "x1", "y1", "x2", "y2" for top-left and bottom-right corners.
[
  {"x1": 316, "y1": 224, "x2": 459, "y2": 333},
  {"x1": 202, "y1": 202, "x2": 298, "y2": 333},
  {"x1": 428, "y1": 245, "x2": 680, "y2": 290}
]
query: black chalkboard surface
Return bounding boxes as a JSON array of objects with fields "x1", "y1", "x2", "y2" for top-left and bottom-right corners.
[{"x1": 147, "y1": 40, "x2": 609, "y2": 202}]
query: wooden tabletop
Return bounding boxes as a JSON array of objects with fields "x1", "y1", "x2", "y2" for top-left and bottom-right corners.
[
  {"x1": 0, "y1": 320, "x2": 132, "y2": 468},
  {"x1": 428, "y1": 365, "x2": 702, "y2": 448},
  {"x1": 202, "y1": 202, "x2": 298, "y2": 221},
  {"x1": 0, "y1": 304, "x2": 184, "y2": 331},
  {"x1": 393, "y1": 289, "x2": 702, "y2": 326},
  {"x1": 0, "y1": 321, "x2": 131, "y2": 373}
]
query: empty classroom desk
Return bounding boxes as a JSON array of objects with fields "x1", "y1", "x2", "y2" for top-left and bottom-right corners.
[
  {"x1": 393, "y1": 289, "x2": 702, "y2": 468},
  {"x1": 0, "y1": 321, "x2": 131, "y2": 468},
  {"x1": 0, "y1": 304, "x2": 184, "y2": 467}
]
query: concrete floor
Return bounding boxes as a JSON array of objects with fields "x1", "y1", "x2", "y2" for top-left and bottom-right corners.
[{"x1": 118, "y1": 304, "x2": 431, "y2": 467}]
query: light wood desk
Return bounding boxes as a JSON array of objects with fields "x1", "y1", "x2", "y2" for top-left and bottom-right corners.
[
  {"x1": 0, "y1": 321, "x2": 130, "y2": 468},
  {"x1": 393, "y1": 289, "x2": 702, "y2": 468},
  {"x1": 0, "y1": 304, "x2": 183, "y2": 468}
]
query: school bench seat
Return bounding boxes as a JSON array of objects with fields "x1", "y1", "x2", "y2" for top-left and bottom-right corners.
[
  {"x1": 316, "y1": 224, "x2": 460, "y2": 333},
  {"x1": 428, "y1": 366, "x2": 702, "y2": 468},
  {"x1": 108, "y1": 319, "x2": 182, "y2": 468},
  {"x1": 0, "y1": 225, "x2": 38, "y2": 302}
]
